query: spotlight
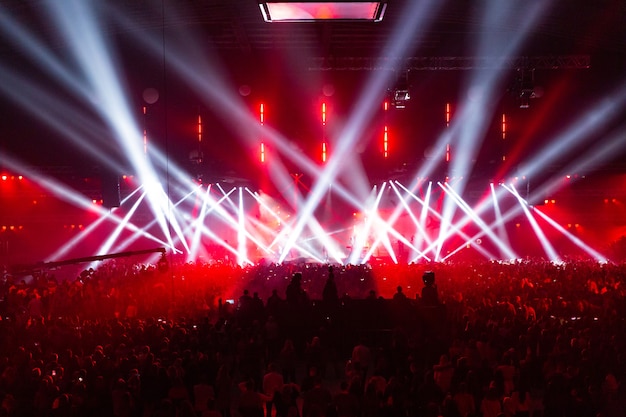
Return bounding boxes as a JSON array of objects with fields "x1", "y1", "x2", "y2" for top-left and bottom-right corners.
[{"x1": 390, "y1": 70, "x2": 410, "y2": 109}]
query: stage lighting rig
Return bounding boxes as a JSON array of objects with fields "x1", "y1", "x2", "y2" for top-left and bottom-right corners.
[
  {"x1": 514, "y1": 67, "x2": 536, "y2": 109},
  {"x1": 259, "y1": 1, "x2": 387, "y2": 22},
  {"x1": 389, "y1": 70, "x2": 410, "y2": 109}
]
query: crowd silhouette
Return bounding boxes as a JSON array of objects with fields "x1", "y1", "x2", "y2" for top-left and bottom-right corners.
[{"x1": 0, "y1": 258, "x2": 625, "y2": 417}]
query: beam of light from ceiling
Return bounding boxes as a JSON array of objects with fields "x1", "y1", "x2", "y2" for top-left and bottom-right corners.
[
  {"x1": 108, "y1": 186, "x2": 234, "y2": 256},
  {"x1": 360, "y1": 212, "x2": 419, "y2": 264},
  {"x1": 88, "y1": 191, "x2": 149, "y2": 270},
  {"x1": 47, "y1": 185, "x2": 145, "y2": 262},
  {"x1": 533, "y1": 207, "x2": 607, "y2": 262},
  {"x1": 359, "y1": 213, "x2": 400, "y2": 265},
  {"x1": 521, "y1": 120, "x2": 626, "y2": 209},
  {"x1": 0, "y1": 4, "x2": 145, "y2": 168},
  {"x1": 6, "y1": 0, "x2": 386, "y2": 264},
  {"x1": 249, "y1": 195, "x2": 295, "y2": 252},
  {"x1": 505, "y1": 183, "x2": 560, "y2": 262},
  {"x1": 211, "y1": 185, "x2": 281, "y2": 259},
  {"x1": 259, "y1": 154, "x2": 353, "y2": 262},
  {"x1": 108, "y1": 2, "x2": 405, "y2": 258},
  {"x1": 279, "y1": 0, "x2": 444, "y2": 262},
  {"x1": 415, "y1": 181, "x2": 434, "y2": 259},
  {"x1": 249, "y1": 156, "x2": 354, "y2": 264},
  {"x1": 244, "y1": 189, "x2": 301, "y2": 254},
  {"x1": 237, "y1": 187, "x2": 250, "y2": 266},
  {"x1": 439, "y1": 232, "x2": 497, "y2": 262},
  {"x1": 0, "y1": 6, "x2": 141, "y2": 170},
  {"x1": 262, "y1": 165, "x2": 333, "y2": 259},
  {"x1": 45, "y1": 1, "x2": 187, "y2": 252},
  {"x1": 141, "y1": 180, "x2": 180, "y2": 251},
  {"x1": 389, "y1": 181, "x2": 433, "y2": 248},
  {"x1": 0, "y1": 5, "x2": 91, "y2": 98},
  {"x1": 359, "y1": 180, "x2": 427, "y2": 262},
  {"x1": 0, "y1": 152, "x2": 171, "y2": 251},
  {"x1": 0, "y1": 21, "x2": 202, "y2": 206},
  {"x1": 108, "y1": 2, "x2": 367, "y2": 260},
  {"x1": 370, "y1": 177, "x2": 428, "y2": 261},
  {"x1": 347, "y1": 185, "x2": 384, "y2": 265},
  {"x1": 199, "y1": 185, "x2": 280, "y2": 260},
  {"x1": 393, "y1": 181, "x2": 498, "y2": 262},
  {"x1": 246, "y1": 216, "x2": 325, "y2": 264},
  {"x1": 495, "y1": 77, "x2": 571, "y2": 178},
  {"x1": 103, "y1": 0, "x2": 556, "y2": 266},
  {"x1": 433, "y1": 179, "x2": 511, "y2": 260},
  {"x1": 432, "y1": 185, "x2": 503, "y2": 261},
  {"x1": 216, "y1": 183, "x2": 240, "y2": 213},
  {"x1": 107, "y1": 1, "x2": 260, "y2": 142},
  {"x1": 475, "y1": 124, "x2": 624, "y2": 262},
  {"x1": 434, "y1": 196, "x2": 452, "y2": 261},
  {"x1": 439, "y1": 182, "x2": 518, "y2": 259},
  {"x1": 156, "y1": 185, "x2": 207, "y2": 254},
  {"x1": 0, "y1": 66, "x2": 127, "y2": 173},
  {"x1": 370, "y1": 221, "x2": 398, "y2": 265},
  {"x1": 291, "y1": 212, "x2": 346, "y2": 264},
  {"x1": 518, "y1": 79, "x2": 626, "y2": 179},
  {"x1": 441, "y1": 168, "x2": 604, "y2": 263},
  {"x1": 436, "y1": 1, "x2": 550, "y2": 260},
  {"x1": 95, "y1": 191, "x2": 148, "y2": 256},
  {"x1": 244, "y1": 189, "x2": 329, "y2": 262},
  {"x1": 452, "y1": 0, "x2": 551, "y2": 179},
  {"x1": 169, "y1": 210, "x2": 247, "y2": 264},
  {"x1": 190, "y1": 186, "x2": 275, "y2": 260},
  {"x1": 187, "y1": 185, "x2": 212, "y2": 262},
  {"x1": 251, "y1": 118, "x2": 407, "y2": 233},
  {"x1": 388, "y1": 181, "x2": 432, "y2": 262},
  {"x1": 440, "y1": 181, "x2": 560, "y2": 261},
  {"x1": 490, "y1": 182, "x2": 512, "y2": 259},
  {"x1": 440, "y1": 192, "x2": 531, "y2": 262}
]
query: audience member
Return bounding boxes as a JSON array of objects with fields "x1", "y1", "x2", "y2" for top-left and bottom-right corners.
[{"x1": 1, "y1": 258, "x2": 625, "y2": 417}]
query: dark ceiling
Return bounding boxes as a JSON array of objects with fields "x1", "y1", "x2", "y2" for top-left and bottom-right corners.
[
  {"x1": 4, "y1": 0, "x2": 618, "y2": 58},
  {"x1": 1, "y1": 0, "x2": 626, "y2": 181}
]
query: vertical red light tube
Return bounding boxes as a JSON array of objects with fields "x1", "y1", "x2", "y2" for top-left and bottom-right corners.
[
  {"x1": 322, "y1": 102, "x2": 327, "y2": 162},
  {"x1": 260, "y1": 103, "x2": 265, "y2": 163},
  {"x1": 143, "y1": 106, "x2": 148, "y2": 155},
  {"x1": 197, "y1": 114, "x2": 202, "y2": 144},
  {"x1": 383, "y1": 100, "x2": 389, "y2": 158},
  {"x1": 501, "y1": 113, "x2": 506, "y2": 162}
]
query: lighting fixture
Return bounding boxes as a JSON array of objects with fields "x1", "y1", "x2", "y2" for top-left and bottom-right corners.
[
  {"x1": 259, "y1": 1, "x2": 387, "y2": 22},
  {"x1": 390, "y1": 70, "x2": 410, "y2": 108}
]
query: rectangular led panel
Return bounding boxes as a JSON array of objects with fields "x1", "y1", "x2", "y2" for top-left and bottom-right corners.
[{"x1": 260, "y1": 2, "x2": 387, "y2": 22}]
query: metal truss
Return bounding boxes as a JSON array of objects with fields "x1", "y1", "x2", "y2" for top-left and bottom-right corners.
[{"x1": 308, "y1": 55, "x2": 591, "y2": 71}]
